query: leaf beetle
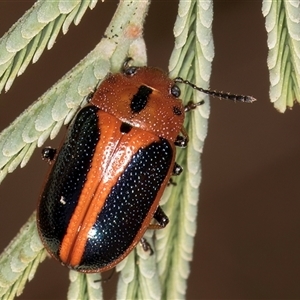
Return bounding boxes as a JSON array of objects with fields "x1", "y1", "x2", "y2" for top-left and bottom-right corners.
[{"x1": 37, "y1": 59, "x2": 256, "y2": 273}]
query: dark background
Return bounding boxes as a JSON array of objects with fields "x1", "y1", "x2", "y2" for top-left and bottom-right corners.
[{"x1": 1, "y1": 1, "x2": 300, "y2": 299}]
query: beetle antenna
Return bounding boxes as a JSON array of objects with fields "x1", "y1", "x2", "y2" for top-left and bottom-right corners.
[{"x1": 174, "y1": 77, "x2": 256, "y2": 104}]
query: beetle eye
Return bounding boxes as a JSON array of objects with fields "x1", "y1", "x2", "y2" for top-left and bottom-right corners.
[
  {"x1": 171, "y1": 85, "x2": 181, "y2": 98},
  {"x1": 124, "y1": 66, "x2": 137, "y2": 76}
]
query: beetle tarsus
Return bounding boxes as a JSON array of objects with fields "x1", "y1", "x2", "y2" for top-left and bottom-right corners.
[
  {"x1": 140, "y1": 238, "x2": 154, "y2": 255},
  {"x1": 168, "y1": 177, "x2": 177, "y2": 186}
]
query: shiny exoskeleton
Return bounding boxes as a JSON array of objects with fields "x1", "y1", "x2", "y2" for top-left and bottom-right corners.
[{"x1": 37, "y1": 61, "x2": 256, "y2": 273}]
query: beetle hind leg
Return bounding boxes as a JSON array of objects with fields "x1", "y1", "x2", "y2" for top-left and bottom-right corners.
[
  {"x1": 140, "y1": 206, "x2": 169, "y2": 255},
  {"x1": 140, "y1": 238, "x2": 154, "y2": 255},
  {"x1": 148, "y1": 206, "x2": 169, "y2": 230},
  {"x1": 175, "y1": 127, "x2": 189, "y2": 148}
]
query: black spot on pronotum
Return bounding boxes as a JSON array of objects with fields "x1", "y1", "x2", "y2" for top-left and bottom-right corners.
[
  {"x1": 130, "y1": 85, "x2": 153, "y2": 113},
  {"x1": 173, "y1": 106, "x2": 182, "y2": 116}
]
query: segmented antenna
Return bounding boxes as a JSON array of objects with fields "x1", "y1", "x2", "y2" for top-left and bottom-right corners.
[{"x1": 174, "y1": 77, "x2": 256, "y2": 104}]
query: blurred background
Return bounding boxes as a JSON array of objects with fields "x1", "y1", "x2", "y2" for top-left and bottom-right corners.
[{"x1": 0, "y1": 1, "x2": 300, "y2": 299}]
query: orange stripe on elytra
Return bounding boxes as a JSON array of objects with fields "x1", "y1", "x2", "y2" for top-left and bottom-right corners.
[
  {"x1": 59, "y1": 111, "x2": 121, "y2": 264},
  {"x1": 59, "y1": 111, "x2": 160, "y2": 267}
]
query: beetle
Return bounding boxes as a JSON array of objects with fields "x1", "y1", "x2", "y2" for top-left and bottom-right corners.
[{"x1": 37, "y1": 60, "x2": 256, "y2": 273}]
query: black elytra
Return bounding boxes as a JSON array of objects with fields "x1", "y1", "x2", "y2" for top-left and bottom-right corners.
[{"x1": 79, "y1": 138, "x2": 173, "y2": 270}]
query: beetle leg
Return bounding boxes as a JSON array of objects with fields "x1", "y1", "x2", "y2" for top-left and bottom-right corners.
[
  {"x1": 168, "y1": 178, "x2": 176, "y2": 186},
  {"x1": 154, "y1": 206, "x2": 169, "y2": 228},
  {"x1": 141, "y1": 207, "x2": 169, "y2": 254},
  {"x1": 86, "y1": 90, "x2": 95, "y2": 103},
  {"x1": 172, "y1": 162, "x2": 183, "y2": 176},
  {"x1": 140, "y1": 207, "x2": 168, "y2": 254},
  {"x1": 148, "y1": 206, "x2": 169, "y2": 230},
  {"x1": 168, "y1": 162, "x2": 183, "y2": 186},
  {"x1": 41, "y1": 147, "x2": 57, "y2": 164},
  {"x1": 184, "y1": 100, "x2": 205, "y2": 112},
  {"x1": 140, "y1": 206, "x2": 168, "y2": 255},
  {"x1": 140, "y1": 237, "x2": 154, "y2": 255},
  {"x1": 174, "y1": 127, "x2": 189, "y2": 148}
]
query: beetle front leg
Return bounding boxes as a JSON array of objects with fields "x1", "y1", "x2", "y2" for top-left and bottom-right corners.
[{"x1": 174, "y1": 127, "x2": 189, "y2": 148}]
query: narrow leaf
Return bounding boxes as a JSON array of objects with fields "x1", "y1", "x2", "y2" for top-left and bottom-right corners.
[{"x1": 263, "y1": 0, "x2": 300, "y2": 112}]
